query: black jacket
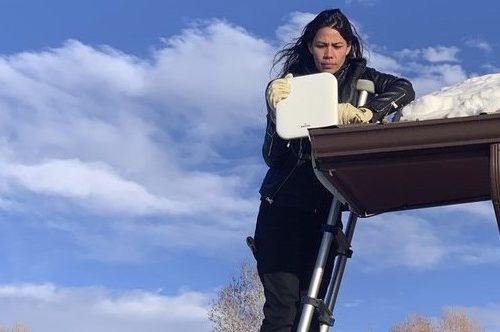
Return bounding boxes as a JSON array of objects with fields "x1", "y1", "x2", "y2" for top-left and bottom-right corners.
[{"x1": 259, "y1": 58, "x2": 415, "y2": 211}]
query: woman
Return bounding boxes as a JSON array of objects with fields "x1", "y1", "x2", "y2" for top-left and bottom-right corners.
[{"x1": 252, "y1": 8, "x2": 415, "y2": 332}]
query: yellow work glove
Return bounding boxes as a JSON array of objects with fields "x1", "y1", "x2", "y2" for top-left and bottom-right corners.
[
  {"x1": 266, "y1": 73, "x2": 293, "y2": 112},
  {"x1": 338, "y1": 103, "x2": 373, "y2": 124}
]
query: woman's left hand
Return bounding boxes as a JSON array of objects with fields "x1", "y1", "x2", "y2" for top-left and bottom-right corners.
[{"x1": 338, "y1": 103, "x2": 373, "y2": 124}]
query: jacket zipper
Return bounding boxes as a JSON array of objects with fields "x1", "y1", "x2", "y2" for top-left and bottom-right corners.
[
  {"x1": 265, "y1": 138, "x2": 305, "y2": 204},
  {"x1": 264, "y1": 162, "x2": 299, "y2": 204}
]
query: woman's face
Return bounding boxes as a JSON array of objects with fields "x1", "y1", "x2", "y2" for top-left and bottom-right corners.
[{"x1": 308, "y1": 26, "x2": 351, "y2": 74}]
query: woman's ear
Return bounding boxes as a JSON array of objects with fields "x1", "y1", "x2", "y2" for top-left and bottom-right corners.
[
  {"x1": 346, "y1": 44, "x2": 352, "y2": 56},
  {"x1": 308, "y1": 42, "x2": 313, "y2": 54}
]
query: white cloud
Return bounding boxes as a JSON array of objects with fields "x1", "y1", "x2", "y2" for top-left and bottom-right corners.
[
  {"x1": 438, "y1": 202, "x2": 495, "y2": 220},
  {"x1": 453, "y1": 244, "x2": 500, "y2": 265},
  {"x1": 392, "y1": 45, "x2": 469, "y2": 95},
  {"x1": 481, "y1": 63, "x2": 500, "y2": 73},
  {"x1": 465, "y1": 38, "x2": 493, "y2": 53},
  {"x1": 366, "y1": 51, "x2": 402, "y2": 75},
  {"x1": 0, "y1": 283, "x2": 59, "y2": 302},
  {"x1": 407, "y1": 63, "x2": 468, "y2": 96},
  {"x1": 0, "y1": 283, "x2": 211, "y2": 332},
  {"x1": 353, "y1": 213, "x2": 446, "y2": 270},
  {"x1": 0, "y1": 20, "x2": 269, "y2": 263},
  {"x1": 1, "y1": 157, "x2": 259, "y2": 218},
  {"x1": 396, "y1": 46, "x2": 460, "y2": 63},
  {"x1": 2, "y1": 158, "x2": 191, "y2": 215},
  {"x1": 275, "y1": 11, "x2": 315, "y2": 46},
  {"x1": 352, "y1": 204, "x2": 500, "y2": 271},
  {"x1": 422, "y1": 46, "x2": 460, "y2": 63},
  {"x1": 64, "y1": 213, "x2": 258, "y2": 263},
  {"x1": 147, "y1": 19, "x2": 274, "y2": 141},
  {"x1": 0, "y1": 197, "x2": 14, "y2": 210}
]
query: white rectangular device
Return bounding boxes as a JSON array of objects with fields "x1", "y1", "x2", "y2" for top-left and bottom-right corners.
[{"x1": 275, "y1": 72, "x2": 338, "y2": 140}]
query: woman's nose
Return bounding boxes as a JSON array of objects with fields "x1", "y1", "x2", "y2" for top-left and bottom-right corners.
[{"x1": 324, "y1": 46, "x2": 334, "y2": 58}]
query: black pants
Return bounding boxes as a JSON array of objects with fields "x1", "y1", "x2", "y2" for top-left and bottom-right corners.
[{"x1": 253, "y1": 200, "x2": 338, "y2": 332}]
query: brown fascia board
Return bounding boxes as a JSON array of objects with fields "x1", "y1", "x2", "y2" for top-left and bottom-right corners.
[{"x1": 309, "y1": 113, "x2": 500, "y2": 232}]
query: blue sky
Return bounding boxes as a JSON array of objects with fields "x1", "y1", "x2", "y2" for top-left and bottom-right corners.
[{"x1": 0, "y1": 0, "x2": 499, "y2": 331}]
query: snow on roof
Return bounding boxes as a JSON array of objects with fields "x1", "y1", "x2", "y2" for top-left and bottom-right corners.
[{"x1": 399, "y1": 73, "x2": 500, "y2": 122}]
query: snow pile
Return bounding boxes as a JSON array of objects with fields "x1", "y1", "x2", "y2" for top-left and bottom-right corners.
[{"x1": 399, "y1": 73, "x2": 500, "y2": 121}]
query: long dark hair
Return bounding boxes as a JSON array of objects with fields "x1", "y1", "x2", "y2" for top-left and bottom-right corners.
[{"x1": 272, "y1": 9, "x2": 364, "y2": 77}]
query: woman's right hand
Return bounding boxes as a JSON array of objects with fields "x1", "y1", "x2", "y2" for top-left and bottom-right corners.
[{"x1": 266, "y1": 73, "x2": 293, "y2": 112}]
